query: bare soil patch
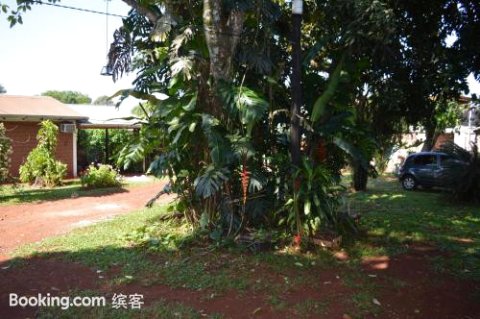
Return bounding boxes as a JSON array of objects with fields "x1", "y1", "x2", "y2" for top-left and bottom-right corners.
[
  {"x1": 361, "y1": 245, "x2": 480, "y2": 319},
  {"x1": 0, "y1": 181, "x2": 174, "y2": 261},
  {"x1": 0, "y1": 246, "x2": 478, "y2": 318}
]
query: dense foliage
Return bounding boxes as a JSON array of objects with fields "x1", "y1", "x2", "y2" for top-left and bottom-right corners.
[
  {"x1": 78, "y1": 129, "x2": 133, "y2": 169},
  {"x1": 19, "y1": 120, "x2": 66, "y2": 187},
  {"x1": 106, "y1": 0, "x2": 391, "y2": 239},
  {"x1": 81, "y1": 164, "x2": 121, "y2": 188},
  {"x1": 0, "y1": 83, "x2": 6, "y2": 94},
  {"x1": 4, "y1": 0, "x2": 480, "y2": 239},
  {"x1": 0, "y1": 122, "x2": 12, "y2": 183}
]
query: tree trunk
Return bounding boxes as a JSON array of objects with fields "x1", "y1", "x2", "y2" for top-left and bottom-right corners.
[
  {"x1": 203, "y1": 0, "x2": 244, "y2": 82},
  {"x1": 352, "y1": 162, "x2": 368, "y2": 191},
  {"x1": 202, "y1": 0, "x2": 245, "y2": 120},
  {"x1": 422, "y1": 123, "x2": 440, "y2": 151}
]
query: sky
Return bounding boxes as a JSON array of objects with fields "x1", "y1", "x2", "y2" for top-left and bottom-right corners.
[
  {"x1": 0, "y1": 0, "x2": 135, "y2": 101},
  {"x1": 0, "y1": 0, "x2": 480, "y2": 101}
]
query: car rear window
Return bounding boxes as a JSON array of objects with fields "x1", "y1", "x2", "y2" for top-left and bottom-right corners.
[{"x1": 412, "y1": 155, "x2": 436, "y2": 166}]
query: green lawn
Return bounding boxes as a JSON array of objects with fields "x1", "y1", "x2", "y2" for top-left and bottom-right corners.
[
  {"x1": 7, "y1": 175, "x2": 480, "y2": 318},
  {"x1": 0, "y1": 176, "x2": 158, "y2": 206},
  {"x1": 346, "y1": 175, "x2": 480, "y2": 280}
]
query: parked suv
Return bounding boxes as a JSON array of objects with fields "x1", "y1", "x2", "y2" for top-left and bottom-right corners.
[{"x1": 398, "y1": 152, "x2": 467, "y2": 190}]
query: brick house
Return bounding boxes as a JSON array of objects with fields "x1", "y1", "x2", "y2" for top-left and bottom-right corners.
[{"x1": 0, "y1": 95, "x2": 87, "y2": 178}]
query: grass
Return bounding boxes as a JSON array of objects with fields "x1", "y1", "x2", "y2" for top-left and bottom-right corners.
[
  {"x1": 293, "y1": 298, "x2": 328, "y2": 317},
  {"x1": 13, "y1": 205, "x2": 171, "y2": 269},
  {"x1": 0, "y1": 176, "x2": 158, "y2": 205},
  {"x1": 6, "y1": 175, "x2": 480, "y2": 318},
  {"x1": 345, "y1": 174, "x2": 480, "y2": 280}
]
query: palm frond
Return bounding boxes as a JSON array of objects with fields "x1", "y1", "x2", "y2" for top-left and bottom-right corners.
[
  {"x1": 108, "y1": 27, "x2": 133, "y2": 82},
  {"x1": 194, "y1": 165, "x2": 230, "y2": 199}
]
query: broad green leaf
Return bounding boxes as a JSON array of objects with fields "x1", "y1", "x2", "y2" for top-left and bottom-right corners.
[
  {"x1": 304, "y1": 200, "x2": 312, "y2": 215},
  {"x1": 311, "y1": 55, "x2": 345, "y2": 123}
]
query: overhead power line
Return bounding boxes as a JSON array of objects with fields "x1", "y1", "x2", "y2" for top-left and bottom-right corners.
[
  {"x1": 27, "y1": 1, "x2": 256, "y2": 38},
  {"x1": 31, "y1": 0, "x2": 127, "y2": 18}
]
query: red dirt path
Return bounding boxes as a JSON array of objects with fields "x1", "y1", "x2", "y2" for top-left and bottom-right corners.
[
  {"x1": 0, "y1": 186, "x2": 479, "y2": 318},
  {"x1": 0, "y1": 181, "x2": 174, "y2": 261},
  {"x1": 0, "y1": 248, "x2": 479, "y2": 319}
]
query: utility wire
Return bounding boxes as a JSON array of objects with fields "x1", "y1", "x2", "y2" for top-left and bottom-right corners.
[
  {"x1": 30, "y1": 0, "x2": 127, "y2": 18},
  {"x1": 28, "y1": 1, "x2": 257, "y2": 37}
]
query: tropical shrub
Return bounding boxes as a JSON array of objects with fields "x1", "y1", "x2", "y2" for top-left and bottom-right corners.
[
  {"x1": 81, "y1": 164, "x2": 121, "y2": 188},
  {"x1": 278, "y1": 158, "x2": 347, "y2": 237},
  {"x1": 0, "y1": 122, "x2": 12, "y2": 183},
  {"x1": 19, "y1": 120, "x2": 67, "y2": 187},
  {"x1": 102, "y1": 0, "x2": 394, "y2": 243}
]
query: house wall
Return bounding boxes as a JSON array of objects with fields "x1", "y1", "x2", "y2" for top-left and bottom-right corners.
[
  {"x1": 434, "y1": 132, "x2": 454, "y2": 149},
  {"x1": 454, "y1": 126, "x2": 479, "y2": 152},
  {"x1": 3, "y1": 122, "x2": 75, "y2": 178}
]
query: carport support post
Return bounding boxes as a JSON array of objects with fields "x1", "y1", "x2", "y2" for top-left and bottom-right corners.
[
  {"x1": 73, "y1": 124, "x2": 78, "y2": 177},
  {"x1": 105, "y1": 128, "x2": 109, "y2": 165}
]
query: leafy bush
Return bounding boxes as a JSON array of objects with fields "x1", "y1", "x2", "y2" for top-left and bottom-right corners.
[
  {"x1": 19, "y1": 120, "x2": 67, "y2": 187},
  {"x1": 0, "y1": 122, "x2": 12, "y2": 183},
  {"x1": 19, "y1": 148, "x2": 67, "y2": 186},
  {"x1": 278, "y1": 158, "x2": 348, "y2": 237},
  {"x1": 81, "y1": 164, "x2": 121, "y2": 188}
]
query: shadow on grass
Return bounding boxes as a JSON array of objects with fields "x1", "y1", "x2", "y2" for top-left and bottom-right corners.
[
  {"x1": 1, "y1": 240, "x2": 480, "y2": 319},
  {"x1": 1, "y1": 177, "x2": 480, "y2": 318},
  {"x1": 0, "y1": 246, "x2": 230, "y2": 319},
  {"x1": 0, "y1": 243, "x2": 296, "y2": 319},
  {"x1": 345, "y1": 176, "x2": 480, "y2": 280}
]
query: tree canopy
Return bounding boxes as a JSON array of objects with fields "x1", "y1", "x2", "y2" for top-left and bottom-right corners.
[
  {"x1": 93, "y1": 95, "x2": 114, "y2": 106},
  {"x1": 0, "y1": 83, "x2": 6, "y2": 94},
  {"x1": 41, "y1": 90, "x2": 92, "y2": 104}
]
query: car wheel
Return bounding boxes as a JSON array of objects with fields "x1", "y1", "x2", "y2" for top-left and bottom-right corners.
[{"x1": 402, "y1": 175, "x2": 417, "y2": 190}]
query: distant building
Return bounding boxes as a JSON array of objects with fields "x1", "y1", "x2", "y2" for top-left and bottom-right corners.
[{"x1": 454, "y1": 99, "x2": 480, "y2": 151}]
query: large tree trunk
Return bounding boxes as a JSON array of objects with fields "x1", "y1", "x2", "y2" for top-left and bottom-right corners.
[
  {"x1": 203, "y1": 0, "x2": 244, "y2": 82},
  {"x1": 122, "y1": 0, "x2": 244, "y2": 84},
  {"x1": 202, "y1": 0, "x2": 245, "y2": 120},
  {"x1": 352, "y1": 162, "x2": 368, "y2": 191},
  {"x1": 422, "y1": 122, "x2": 440, "y2": 151}
]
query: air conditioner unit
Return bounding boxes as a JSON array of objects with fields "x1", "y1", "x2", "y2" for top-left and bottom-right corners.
[{"x1": 60, "y1": 123, "x2": 76, "y2": 134}]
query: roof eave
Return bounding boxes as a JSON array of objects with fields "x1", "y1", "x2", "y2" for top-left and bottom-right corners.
[
  {"x1": 78, "y1": 123, "x2": 141, "y2": 129},
  {"x1": 0, "y1": 115, "x2": 88, "y2": 121}
]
